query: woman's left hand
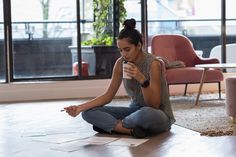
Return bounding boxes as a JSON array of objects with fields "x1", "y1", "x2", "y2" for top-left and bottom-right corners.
[{"x1": 125, "y1": 62, "x2": 146, "y2": 83}]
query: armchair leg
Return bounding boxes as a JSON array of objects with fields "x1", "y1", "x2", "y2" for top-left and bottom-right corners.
[
  {"x1": 184, "y1": 84, "x2": 188, "y2": 96},
  {"x1": 218, "y1": 82, "x2": 221, "y2": 99}
]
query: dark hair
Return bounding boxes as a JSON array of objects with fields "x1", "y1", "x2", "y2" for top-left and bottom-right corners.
[{"x1": 117, "y1": 18, "x2": 143, "y2": 46}]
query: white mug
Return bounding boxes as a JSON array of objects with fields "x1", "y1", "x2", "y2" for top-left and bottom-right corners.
[{"x1": 123, "y1": 61, "x2": 132, "y2": 79}]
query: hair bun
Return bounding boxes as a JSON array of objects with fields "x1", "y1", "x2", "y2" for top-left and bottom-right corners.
[{"x1": 123, "y1": 18, "x2": 136, "y2": 29}]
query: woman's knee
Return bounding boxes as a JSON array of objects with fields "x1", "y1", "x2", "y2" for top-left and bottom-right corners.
[
  {"x1": 139, "y1": 106, "x2": 152, "y2": 113},
  {"x1": 81, "y1": 108, "x2": 96, "y2": 121},
  {"x1": 81, "y1": 107, "x2": 105, "y2": 122},
  {"x1": 137, "y1": 107, "x2": 170, "y2": 127},
  {"x1": 123, "y1": 107, "x2": 157, "y2": 127},
  {"x1": 138, "y1": 107, "x2": 161, "y2": 117}
]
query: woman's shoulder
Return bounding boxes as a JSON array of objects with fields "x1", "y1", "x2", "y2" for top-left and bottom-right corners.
[
  {"x1": 144, "y1": 52, "x2": 157, "y2": 61},
  {"x1": 144, "y1": 53, "x2": 161, "y2": 66},
  {"x1": 150, "y1": 59, "x2": 161, "y2": 70},
  {"x1": 113, "y1": 57, "x2": 124, "y2": 70},
  {"x1": 116, "y1": 57, "x2": 124, "y2": 64}
]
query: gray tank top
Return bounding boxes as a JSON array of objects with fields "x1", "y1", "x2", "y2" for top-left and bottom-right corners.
[{"x1": 123, "y1": 53, "x2": 175, "y2": 124}]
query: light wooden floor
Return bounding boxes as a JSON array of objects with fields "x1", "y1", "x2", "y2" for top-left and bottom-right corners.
[{"x1": 1, "y1": 99, "x2": 236, "y2": 157}]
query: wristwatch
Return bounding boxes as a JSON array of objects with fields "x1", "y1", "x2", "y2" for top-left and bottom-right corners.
[{"x1": 141, "y1": 79, "x2": 149, "y2": 88}]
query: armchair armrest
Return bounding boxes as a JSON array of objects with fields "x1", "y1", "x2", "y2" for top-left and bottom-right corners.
[
  {"x1": 194, "y1": 55, "x2": 220, "y2": 65},
  {"x1": 194, "y1": 56, "x2": 222, "y2": 71}
]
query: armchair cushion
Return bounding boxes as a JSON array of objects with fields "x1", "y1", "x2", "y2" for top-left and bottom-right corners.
[{"x1": 166, "y1": 67, "x2": 223, "y2": 84}]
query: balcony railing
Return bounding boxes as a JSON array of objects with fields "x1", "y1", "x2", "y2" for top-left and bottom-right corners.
[
  {"x1": 0, "y1": 18, "x2": 236, "y2": 81},
  {"x1": 1, "y1": 18, "x2": 236, "y2": 40}
]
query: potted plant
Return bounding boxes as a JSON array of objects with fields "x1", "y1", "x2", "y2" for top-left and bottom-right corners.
[{"x1": 81, "y1": 0, "x2": 127, "y2": 76}]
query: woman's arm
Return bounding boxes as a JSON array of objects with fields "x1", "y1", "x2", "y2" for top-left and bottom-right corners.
[
  {"x1": 64, "y1": 58, "x2": 123, "y2": 117},
  {"x1": 127, "y1": 60, "x2": 161, "y2": 108},
  {"x1": 140, "y1": 60, "x2": 161, "y2": 108}
]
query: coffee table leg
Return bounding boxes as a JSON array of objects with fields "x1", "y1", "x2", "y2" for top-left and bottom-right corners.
[
  {"x1": 230, "y1": 117, "x2": 236, "y2": 124},
  {"x1": 195, "y1": 68, "x2": 208, "y2": 105}
]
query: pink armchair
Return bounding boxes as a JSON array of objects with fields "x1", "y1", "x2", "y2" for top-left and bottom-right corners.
[{"x1": 151, "y1": 34, "x2": 224, "y2": 98}]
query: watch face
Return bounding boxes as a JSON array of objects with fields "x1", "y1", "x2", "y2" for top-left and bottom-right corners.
[{"x1": 141, "y1": 79, "x2": 149, "y2": 88}]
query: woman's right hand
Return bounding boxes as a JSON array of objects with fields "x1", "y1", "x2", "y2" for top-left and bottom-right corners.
[{"x1": 64, "y1": 105, "x2": 82, "y2": 117}]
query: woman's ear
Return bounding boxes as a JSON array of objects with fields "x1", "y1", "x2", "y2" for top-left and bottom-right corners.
[{"x1": 137, "y1": 42, "x2": 143, "y2": 51}]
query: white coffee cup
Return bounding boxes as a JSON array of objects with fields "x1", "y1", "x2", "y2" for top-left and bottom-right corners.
[{"x1": 123, "y1": 61, "x2": 132, "y2": 79}]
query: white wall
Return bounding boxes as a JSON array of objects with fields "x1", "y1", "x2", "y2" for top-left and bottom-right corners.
[
  {"x1": 0, "y1": 79, "x2": 127, "y2": 103},
  {"x1": 1, "y1": 72, "x2": 233, "y2": 103}
]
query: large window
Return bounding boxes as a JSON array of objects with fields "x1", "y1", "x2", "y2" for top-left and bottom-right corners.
[
  {"x1": 9, "y1": 0, "x2": 125, "y2": 80},
  {"x1": 1, "y1": 0, "x2": 235, "y2": 83}
]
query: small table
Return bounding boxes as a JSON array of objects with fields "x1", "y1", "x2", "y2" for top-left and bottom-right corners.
[{"x1": 195, "y1": 63, "x2": 236, "y2": 106}]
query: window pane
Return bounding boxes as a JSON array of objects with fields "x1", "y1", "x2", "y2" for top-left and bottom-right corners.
[
  {"x1": 77, "y1": 0, "x2": 121, "y2": 77},
  {"x1": 125, "y1": 0, "x2": 141, "y2": 31},
  {"x1": 0, "y1": 0, "x2": 6, "y2": 83},
  {"x1": 11, "y1": 0, "x2": 77, "y2": 79},
  {"x1": 226, "y1": 0, "x2": 236, "y2": 36},
  {"x1": 147, "y1": 0, "x2": 221, "y2": 58},
  {"x1": 225, "y1": 0, "x2": 236, "y2": 71}
]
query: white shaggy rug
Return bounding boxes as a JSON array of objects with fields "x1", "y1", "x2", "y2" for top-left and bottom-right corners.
[{"x1": 171, "y1": 93, "x2": 236, "y2": 136}]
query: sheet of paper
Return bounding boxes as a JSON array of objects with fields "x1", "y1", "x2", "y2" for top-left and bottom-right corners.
[
  {"x1": 20, "y1": 131, "x2": 47, "y2": 137},
  {"x1": 51, "y1": 136, "x2": 118, "y2": 152},
  {"x1": 107, "y1": 138, "x2": 149, "y2": 147},
  {"x1": 51, "y1": 141, "x2": 90, "y2": 152},
  {"x1": 32, "y1": 133, "x2": 88, "y2": 144},
  {"x1": 21, "y1": 130, "x2": 77, "y2": 137},
  {"x1": 76, "y1": 136, "x2": 118, "y2": 144}
]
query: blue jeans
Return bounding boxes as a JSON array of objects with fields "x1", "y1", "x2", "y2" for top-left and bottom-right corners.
[{"x1": 81, "y1": 102, "x2": 171, "y2": 134}]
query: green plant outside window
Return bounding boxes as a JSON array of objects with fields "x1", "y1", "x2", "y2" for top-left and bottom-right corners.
[{"x1": 82, "y1": 0, "x2": 127, "y2": 46}]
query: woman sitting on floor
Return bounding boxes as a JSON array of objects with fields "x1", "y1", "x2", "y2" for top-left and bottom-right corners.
[{"x1": 64, "y1": 18, "x2": 175, "y2": 138}]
